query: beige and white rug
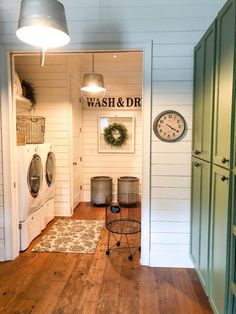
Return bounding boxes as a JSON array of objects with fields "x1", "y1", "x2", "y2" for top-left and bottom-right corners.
[{"x1": 32, "y1": 219, "x2": 104, "y2": 253}]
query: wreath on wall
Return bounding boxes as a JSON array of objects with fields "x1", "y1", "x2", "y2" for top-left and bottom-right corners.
[{"x1": 104, "y1": 122, "x2": 128, "y2": 147}]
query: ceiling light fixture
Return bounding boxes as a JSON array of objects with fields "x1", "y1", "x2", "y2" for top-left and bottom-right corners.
[
  {"x1": 81, "y1": 54, "x2": 106, "y2": 97},
  {"x1": 16, "y1": 0, "x2": 70, "y2": 66}
]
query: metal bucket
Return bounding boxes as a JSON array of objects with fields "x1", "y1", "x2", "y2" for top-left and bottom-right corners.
[
  {"x1": 118, "y1": 176, "x2": 139, "y2": 205},
  {"x1": 91, "y1": 176, "x2": 112, "y2": 205}
]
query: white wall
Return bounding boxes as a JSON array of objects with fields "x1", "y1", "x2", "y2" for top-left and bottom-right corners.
[
  {"x1": 0, "y1": 0, "x2": 226, "y2": 265},
  {"x1": 15, "y1": 55, "x2": 75, "y2": 216},
  {"x1": 81, "y1": 52, "x2": 142, "y2": 200},
  {"x1": 82, "y1": 110, "x2": 142, "y2": 200}
]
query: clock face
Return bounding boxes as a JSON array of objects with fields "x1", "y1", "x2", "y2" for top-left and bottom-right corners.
[{"x1": 153, "y1": 110, "x2": 186, "y2": 142}]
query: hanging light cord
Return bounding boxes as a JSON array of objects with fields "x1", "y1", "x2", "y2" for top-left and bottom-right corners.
[
  {"x1": 92, "y1": 53, "x2": 95, "y2": 73},
  {"x1": 40, "y1": 48, "x2": 47, "y2": 67}
]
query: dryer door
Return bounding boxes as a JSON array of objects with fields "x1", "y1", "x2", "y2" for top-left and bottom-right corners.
[
  {"x1": 28, "y1": 154, "x2": 43, "y2": 198},
  {"x1": 46, "y1": 152, "x2": 56, "y2": 187}
]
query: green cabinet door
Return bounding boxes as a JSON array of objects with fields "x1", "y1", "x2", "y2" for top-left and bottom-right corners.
[
  {"x1": 210, "y1": 165, "x2": 230, "y2": 314},
  {"x1": 213, "y1": 0, "x2": 235, "y2": 169},
  {"x1": 191, "y1": 157, "x2": 211, "y2": 293},
  {"x1": 192, "y1": 22, "x2": 216, "y2": 162},
  {"x1": 228, "y1": 178, "x2": 236, "y2": 313}
]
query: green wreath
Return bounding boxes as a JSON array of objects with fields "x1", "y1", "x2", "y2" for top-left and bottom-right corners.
[{"x1": 104, "y1": 122, "x2": 128, "y2": 147}]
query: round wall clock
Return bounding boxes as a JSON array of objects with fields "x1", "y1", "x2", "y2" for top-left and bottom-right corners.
[{"x1": 153, "y1": 110, "x2": 186, "y2": 142}]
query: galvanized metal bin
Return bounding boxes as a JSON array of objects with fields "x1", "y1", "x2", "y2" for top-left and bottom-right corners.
[
  {"x1": 91, "y1": 176, "x2": 112, "y2": 205},
  {"x1": 118, "y1": 176, "x2": 139, "y2": 205}
]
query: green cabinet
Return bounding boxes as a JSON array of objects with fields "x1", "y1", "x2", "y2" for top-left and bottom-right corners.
[
  {"x1": 228, "y1": 176, "x2": 236, "y2": 313},
  {"x1": 192, "y1": 1, "x2": 236, "y2": 313},
  {"x1": 210, "y1": 165, "x2": 231, "y2": 314},
  {"x1": 190, "y1": 157, "x2": 211, "y2": 293},
  {"x1": 192, "y1": 22, "x2": 216, "y2": 162},
  {"x1": 213, "y1": 0, "x2": 235, "y2": 169}
]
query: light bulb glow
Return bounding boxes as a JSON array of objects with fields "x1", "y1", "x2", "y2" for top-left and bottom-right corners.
[
  {"x1": 81, "y1": 85, "x2": 106, "y2": 93},
  {"x1": 81, "y1": 72, "x2": 106, "y2": 94},
  {"x1": 16, "y1": 24, "x2": 70, "y2": 48}
]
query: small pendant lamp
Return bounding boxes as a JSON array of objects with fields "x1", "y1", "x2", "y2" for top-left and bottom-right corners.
[
  {"x1": 16, "y1": 0, "x2": 70, "y2": 65},
  {"x1": 81, "y1": 54, "x2": 106, "y2": 96}
]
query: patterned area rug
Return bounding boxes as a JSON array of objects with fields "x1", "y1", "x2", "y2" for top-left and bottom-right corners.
[{"x1": 32, "y1": 219, "x2": 104, "y2": 253}]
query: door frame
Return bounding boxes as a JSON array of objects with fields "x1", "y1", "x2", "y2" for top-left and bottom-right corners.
[
  {"x1": 69, "y1": 75, "x2": 83, "y2": 212},
  {"x1": 0, "y1": 41, "x2": 152, "y2": 265}
]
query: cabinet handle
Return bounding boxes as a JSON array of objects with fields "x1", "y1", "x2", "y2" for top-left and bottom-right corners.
[
  {"x1": 73, "y1": 162, "x2": 77, "y2": 166},
  {"x1": 194, "y1": 162, "x2": 200, "y2": 167},
  {"x1": 194, "y1": 150, "x2": 201, "y2": 155},
  {"x1": 231, "y1": 283, "x2": 236, "y2": 297},
  {"x1": 221, "y1": 176, "x2": 228, "y2": 182},
  {"x1": 222, "y1": 157, "x2": 229, "y2": 164}
]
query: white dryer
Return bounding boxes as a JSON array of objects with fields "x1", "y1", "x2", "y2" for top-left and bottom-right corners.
[
  {"x1": 17, "y1": 145, "x2": 44, "y2": 250},
  {"x1": 39, "y1": 143, "x2": 56, "y2": 229}
]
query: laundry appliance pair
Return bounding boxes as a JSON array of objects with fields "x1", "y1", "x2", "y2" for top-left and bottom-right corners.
[{"x1": 17, "y1": 143, "x2": 56, "y2": 250}]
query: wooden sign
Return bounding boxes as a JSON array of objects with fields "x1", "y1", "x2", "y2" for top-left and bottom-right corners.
[{"x1": 82, "y1": 97, "x2": 142, "y2": 109}]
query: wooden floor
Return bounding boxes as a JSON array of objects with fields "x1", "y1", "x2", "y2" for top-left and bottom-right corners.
[{"x1": 0, "y1": 203, "x2": 213, "y2": 314}]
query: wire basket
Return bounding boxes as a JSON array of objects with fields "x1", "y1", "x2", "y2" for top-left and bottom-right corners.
[
  {"x1": 16, "y1": 115, "x2": 45, "y2": 144},
  {"x1": 105, "y1": 193, "x2": 141, "y2": 260}
]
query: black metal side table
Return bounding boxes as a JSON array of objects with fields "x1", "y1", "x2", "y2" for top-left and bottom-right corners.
[{"x1": 105, "y1": 193, "x2": 141, "y2": 260}]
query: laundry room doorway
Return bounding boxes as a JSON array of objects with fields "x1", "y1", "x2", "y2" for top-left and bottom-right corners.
[{"x1": 6, "y1": 42, "x2": 152, "y2": 264}]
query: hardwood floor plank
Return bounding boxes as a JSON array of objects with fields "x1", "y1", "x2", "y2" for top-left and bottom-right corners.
[
  {"x1": 117, "y1": 252, "x2": 140, "y2": 314},
  {"x1": 139, "y1": 266, "x2": 160, "y2": 314},
  {"x1": 186, "y1": 269, "x2": 213, "y2": 314},
  {"x1": 52, "y1": 254, "x2": 93, "y2": 313},
  {"x1": 96, "y1": 249, "x2": 123, "y2": 314},
  {"x1": 32, "y1": 281, "x2": 66, "y2": 314},
  {"x1": 0, "y1": 253, "x2": 50, "y2": 312},
  {"x1": 48, "y1": 253, "x2": 78, "y2": 282},
  {"x1": 155, "y1": 267, "x2": 182, "y2": 314},
  {"x1": 3, "y1": 298, "x2": 38, "y2": 314},
  {"x1": 74, "y1": 229, "x2": 108, "y2": 313},
  {"x1": 171, "y1": 268, "x2": 210, "y2": 314}
]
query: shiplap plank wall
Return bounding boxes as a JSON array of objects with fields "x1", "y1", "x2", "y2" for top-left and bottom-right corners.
[
  {"x1": 15, "y1": 55, "x2": 73, "y2": 216},
  {"x1": 0, "y1": 0, "x2": 225, "y2": 265},
  {"x1": 81, "y1": 52, "x2": 142, "y2": 200},
  {"x1": 82, "y1": 111, "x2": 142, "y2": 200}
]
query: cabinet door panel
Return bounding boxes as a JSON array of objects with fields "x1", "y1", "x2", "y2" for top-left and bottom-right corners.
[
  {"x1": 213, "y1": 0, "x2": 235, "y2": 169},
  {"x1": 192, "y1": 22, "x2": 216, "y2": 162},
  {"x1": 191, "y1": 157, "x2": 211, "y2": 293},
  {"x1": 210, "y1": 165, "x2": 230, "y2": 314},
  {"x1": 229, "y1": 179, "x2": 236, "y2": 312},
  {"x1": 191, "y1": 157, "x2": 202, "y2": 266},
  {"x1": 192, "y1": 43, "x2": 204, "y2": 157}
]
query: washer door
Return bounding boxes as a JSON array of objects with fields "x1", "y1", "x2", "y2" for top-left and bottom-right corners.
[
  {"x1": 46, "y1": 152, "x2": 56, "y2": 187},
  {"x1": 28, "y1": 154, "x2": 43, "y2": 198}
]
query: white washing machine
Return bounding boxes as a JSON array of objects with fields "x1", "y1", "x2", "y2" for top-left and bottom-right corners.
[
  {"x1": 39, "y1": 143, "x2": 56, "y2": 230},
  {"x1": 17, "y1": 144, "x2": 44, "y2": 250}
]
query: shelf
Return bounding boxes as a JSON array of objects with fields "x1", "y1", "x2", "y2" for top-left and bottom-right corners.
[{"x1": 16, "y1": 95, "x2": 32, "y2": 112}]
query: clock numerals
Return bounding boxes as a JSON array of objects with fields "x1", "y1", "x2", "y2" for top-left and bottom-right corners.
[{"x1": 153, "y1": 111, "x2": 186, "y2": 142}]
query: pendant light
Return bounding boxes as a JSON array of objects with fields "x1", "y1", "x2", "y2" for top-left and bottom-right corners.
[
  {"x1": 81, "y1": 54, "x2": 106, "y2": 97},
  {"x1": 16, "y1": 0, "x2": 70, "y2": 66}
]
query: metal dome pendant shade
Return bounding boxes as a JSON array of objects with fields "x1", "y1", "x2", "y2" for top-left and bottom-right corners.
[
  {"x1": 81, "y1": 54, "x2": 106, "y2": 99},
  {"x1": 16, "y1": 0, "x2": 70, "y2": 65}
]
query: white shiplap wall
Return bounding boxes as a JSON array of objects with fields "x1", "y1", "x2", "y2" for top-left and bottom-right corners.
[
  {"x1": 82, "y1": 110, "x2": 142, "y2": 200},
  {"x1": 81, "y1": 52, "x2": 142, "y2": 200},
  {"x1": 0, "y1": 0, "x2": 226, "y2": 265},
  {"x1": 15, "y1": 55, "x2": 74, "y2": 216}
]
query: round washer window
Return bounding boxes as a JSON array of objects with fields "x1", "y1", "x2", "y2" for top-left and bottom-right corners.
[
  {"x1": 46, "y1": 152, "x2": 56, "y2": 187},
  {"x1": 28, "y1": 154, "x2": 43, "y2": 198}
]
